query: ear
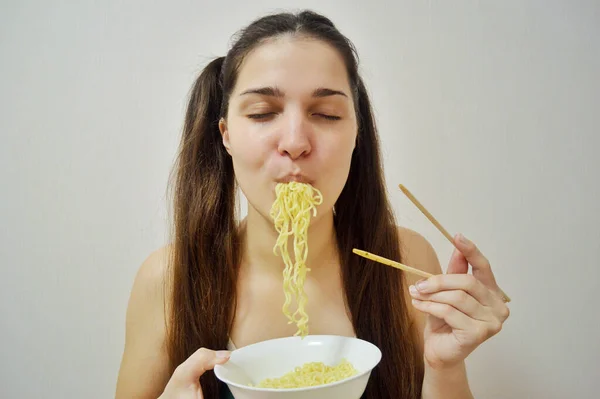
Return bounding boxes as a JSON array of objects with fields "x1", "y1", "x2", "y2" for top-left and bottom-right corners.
[{"x1": 219, "y1": 118, "x2": 232, "y2": 154}]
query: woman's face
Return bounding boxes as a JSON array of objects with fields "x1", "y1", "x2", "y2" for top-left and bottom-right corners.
[{"x1": 220, "y1": 36, "x2": 358, "y2": 223}]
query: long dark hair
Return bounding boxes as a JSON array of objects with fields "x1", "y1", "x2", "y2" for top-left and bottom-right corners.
[{"x1": 167, "y1": 10, "x2": 424, "y2": 399}]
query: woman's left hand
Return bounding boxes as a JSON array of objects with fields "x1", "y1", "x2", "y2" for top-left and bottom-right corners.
[{"x1": 409, "y1": 233, "x2": 510, "y2": 370}]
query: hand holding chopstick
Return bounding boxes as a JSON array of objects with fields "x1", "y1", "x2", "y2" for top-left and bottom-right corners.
[
  {"x1": 353, "y1": 184, "x2": 512, "y2": 372},
  {"x1": 352, "y1": 185, "x2": 510, "y2": 370}
]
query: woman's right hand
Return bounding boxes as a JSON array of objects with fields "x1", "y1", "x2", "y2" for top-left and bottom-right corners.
[{"x1": 159, "y1": 348, "x2": 231, "y2": 399}]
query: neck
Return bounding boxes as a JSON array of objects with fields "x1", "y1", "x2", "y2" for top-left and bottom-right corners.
[{"x1": 241, "y1": 205, "x2": 339, "y2": 274}]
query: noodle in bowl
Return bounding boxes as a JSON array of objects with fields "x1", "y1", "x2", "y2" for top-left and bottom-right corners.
[{"x1": 214, "y1": 335, "x2": 382, "y2": 399}]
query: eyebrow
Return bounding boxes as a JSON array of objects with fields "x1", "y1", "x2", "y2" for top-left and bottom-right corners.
[{"x1": 239, "y1": 86, "x2": 348, "y2": 98}]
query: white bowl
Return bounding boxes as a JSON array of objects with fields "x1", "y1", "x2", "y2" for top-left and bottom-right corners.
[{"x1": 214, "y1": 335, "x2": 381, "y2": 399}]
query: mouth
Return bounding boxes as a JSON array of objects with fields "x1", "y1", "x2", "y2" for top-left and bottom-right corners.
[{"x1": 276, "y1": 174, "x2": 314, "y2": 185}]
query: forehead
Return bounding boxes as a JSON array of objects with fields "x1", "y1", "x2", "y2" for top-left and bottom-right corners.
[{"x1": 232, "y1": 36, "x2": 351, "y2": 96}]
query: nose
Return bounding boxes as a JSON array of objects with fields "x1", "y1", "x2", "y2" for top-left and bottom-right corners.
[{"x1": 277, "y1": 113, "x2": 312, "y2": 159}]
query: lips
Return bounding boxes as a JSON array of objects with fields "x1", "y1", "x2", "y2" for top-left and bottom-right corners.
[{"x1": 276, "y1": 174, "x2": 313, "y2": 184}]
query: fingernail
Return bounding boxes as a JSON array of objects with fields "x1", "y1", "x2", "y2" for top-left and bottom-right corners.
[
  {"x1": 216, "y1": 351, "x2": 231, "y2": 358},
  {"x1": 411, "y1": 298, "x2": 421, "y2": 305},
  {"x1": 409, "y1": 285, "x2": 418, "y2": 295},
  {"x1": 416, "y1": 280, "x2": 429, "y2": 292}
]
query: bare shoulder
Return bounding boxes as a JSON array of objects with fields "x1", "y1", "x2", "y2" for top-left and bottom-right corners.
[
  {"x1": 115, "y1": 246, "x2": 173, "y2": 399},
  {"x1": 132, "y1": 246, "x2": 172, "y2": 305},
  {"x1": 397, "y1": 226, "x2": 443, "y2": 282}
]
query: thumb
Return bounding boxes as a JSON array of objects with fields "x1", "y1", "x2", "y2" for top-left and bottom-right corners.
[
  {"x1": 446, "y1": 248, "x2": 468, "y2": 274},
  {"x1": 173, "y1": 348, "x2": 231, "y2": 384}
]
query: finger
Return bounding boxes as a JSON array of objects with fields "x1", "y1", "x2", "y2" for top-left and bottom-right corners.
[
  {"x1": 415, "y1": 274, "x2": 494, "y2": 306},
  {"x1": 446, "y1": 248, "x2": 468, "y2": 274},
  {"x1": 411, "y1": 299, "x2": 475, "y2": 331},
  {"x1": 496, "y1": 302, "x2": 511, "y2": 323},
  {"x1": 409, "y1": 286, "x2": 491, "y2": 322},
  {"x1": 173, "y1": 348, "x2": 231, "y2": 384},
  {"x1": 454, "y1": 234, "x2": 499, "y2": 291}
]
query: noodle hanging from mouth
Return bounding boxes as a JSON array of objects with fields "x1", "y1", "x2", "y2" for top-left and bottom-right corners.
[
  {"x1": 269, "y1": 182, "x2": 323, "y2": 338},
  {"x1": 256, "y1": 183, "x2": 359, "y2": 389}
]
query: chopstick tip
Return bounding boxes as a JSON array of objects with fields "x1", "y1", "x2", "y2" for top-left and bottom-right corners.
[{"x1": 398, "y1": 184, "x2": 410, "y2": 195}]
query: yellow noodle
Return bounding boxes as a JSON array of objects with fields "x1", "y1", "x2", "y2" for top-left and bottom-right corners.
[
  {"x1": 253, "y1": 359, "x2": 358, "y2": 388},
  {"x1": 259, "y1": 183, "x2": 358, "y2": 389},
  {"x1": 269, "y1": 182, "x2": 323, "y2": 338}
]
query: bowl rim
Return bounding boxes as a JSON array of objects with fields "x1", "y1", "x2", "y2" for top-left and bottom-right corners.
[{"x1": 214, "y1": 334, "x2": 382, "y2": 393}]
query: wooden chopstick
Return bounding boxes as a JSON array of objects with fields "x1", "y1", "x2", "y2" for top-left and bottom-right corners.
[
  {"x1": 398, "y1": 184, "x2": 511, "y2": 303},
  {"x1": 398, "y1": 184, "x2": 454, "y2": 244},
  {"x1": 352, "y1": 249, "x2": 433, "y2": 279}
]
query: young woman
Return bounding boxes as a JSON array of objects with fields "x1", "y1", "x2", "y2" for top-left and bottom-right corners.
[{"x1": 116, "y1": 10, "x2": 510, "y2": 399}]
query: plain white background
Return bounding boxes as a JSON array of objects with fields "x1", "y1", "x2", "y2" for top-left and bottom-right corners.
[{"x1": 1, "y1": 1, "x2": 598, "y2": 398}]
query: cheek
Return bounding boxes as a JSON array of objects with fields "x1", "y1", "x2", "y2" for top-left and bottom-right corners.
[
  {"x1": 228, "y1": 128, "x2": 272, "y2": 169},
  {"x1": 316, "y1": 134, "x2": 356, "y2": 201},
  {"x1": 321, "y1": 134, "x2": 355, "y2": 171}
]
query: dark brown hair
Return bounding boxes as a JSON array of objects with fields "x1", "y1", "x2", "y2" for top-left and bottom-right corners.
[{"x1": 167, "y1": 10, "x2": 423, "y2": 399}]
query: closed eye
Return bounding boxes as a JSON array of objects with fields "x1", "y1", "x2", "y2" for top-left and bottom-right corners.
[
  {"x1": 247, "y1": 113, "x2": 341, "y2": 121},
  {"x1": 247, "y1": 113, "x2": 276, "y2": 120},
  {"x1": 314, "y1": 114, "x2": 341, "y2": 121}
]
